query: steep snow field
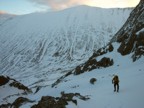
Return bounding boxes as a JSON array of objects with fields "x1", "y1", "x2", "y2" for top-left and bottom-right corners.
[
  {"x1": 61, "y1": 43, "x2": 144, "y2": 108},
  {"x1": 0, "y1": 6, "x2": 132, "y2": 86},
  {"x1": 0, "y1": 14, "x2": 15, "y2": 25},
  {"x1": 1, "y1": 43, "x2": 143, "y2": 108},
  {"x1": 0, "y1": 43, "x2": 144, "y2": 108},
  {"x1": 1, "y1": 1, "x2": 144, "y2": 107},
  {"x1": 65, "y1": 60, "x2": 144, "y2": 108},
  {"x1": 27, "y1": 43, "x2": 144, "y2": 108}
]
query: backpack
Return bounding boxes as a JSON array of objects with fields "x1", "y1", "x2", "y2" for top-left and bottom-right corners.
[{"x1": 113, "y1": 75, "x2": 119, "y2": 84}]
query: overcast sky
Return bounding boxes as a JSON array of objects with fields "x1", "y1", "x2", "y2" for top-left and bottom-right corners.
[{"x1": 0, "y1": 0, "x2": 140, "y2": 15}]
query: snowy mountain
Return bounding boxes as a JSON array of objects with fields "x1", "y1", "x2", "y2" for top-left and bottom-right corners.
[
  {"x1": 1, "y1": 0, "x2": 144, "y2": 106},
  {"x1": 0, "y1": 6, "x2": 132, "y2": 85},
  {"x1": 50, "y1": 1, "x2": 144, "y2": 108},
  {"x1": 0, "y1": 13, "x2": 15, "y2": 25}
]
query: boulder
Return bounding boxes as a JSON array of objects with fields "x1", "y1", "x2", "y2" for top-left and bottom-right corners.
[
  {"x1": 0, "y1": 76, "x2": 9, "y2": 86},
  {"x1": 90, "y1": 78, "x2": 97, "y2": 84},
  {"x1": 11, "y1": 97, "x2": 34, "y2": 108}
]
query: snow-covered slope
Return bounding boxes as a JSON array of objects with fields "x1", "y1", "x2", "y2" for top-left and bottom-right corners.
[
  {"x1": 0, "y1": 1, "x2": 144, "y2": 108},
  {"x1": 37, "y1": 43, "x2": 144, "y2": 108},
  {"x1": 0, "y1": 6, "x2": 132, "y2": 85},
  {"x1": 24, "y1": 2, "x2": 144, "y2": 106},
  {"x1": 1, "y1": 43, "x2": 144, "y2": 108},
  {"x1": 0, "y1": 13, "x2": 15, "y2": 25}
]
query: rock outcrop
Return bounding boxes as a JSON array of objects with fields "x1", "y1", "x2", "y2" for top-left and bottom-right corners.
[
  {"x1": 31, "y1": 92, "x2": 89, "y2": 108},
  {"x1": 74, "y1": 44, "x2": 114, "y2": 75},
  {"x1": 0, "y1": 76, "x2": 9, "y2": 86},
  {"x1": 112, "y1": 0, "x2": 144, "y2": 61}
]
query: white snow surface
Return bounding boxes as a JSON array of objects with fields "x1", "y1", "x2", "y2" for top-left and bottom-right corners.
[
  {"x1": 1, "y1": 42, "x2": 144, "y2": 108},
  {"x1": 0, "y1": 14, "x2": 15, "y2": 25},
  {"x1": 0, "y1": 6, "x2": 132, "y2": 87},
  {"x1": 27, "y1": 43, "x2": 144, "y2": 108}
]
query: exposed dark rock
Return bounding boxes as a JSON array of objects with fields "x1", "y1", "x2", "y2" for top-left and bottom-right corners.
[
  {"x1": 75, "y1": 66, "x2": 84, "y2": 75},
  {"x1": 112, "y1": 0, "x2": 144, "y2": 61},
  {"x1": 90, "y1": 44, "x2": 113, "y2": 59},
  {"x1": 0, "y1": 76, "x2": 33, "y2": 108},
  {"x1": 97, "y1": 57, "x2": 114, "y2": 68},
  {"x1": 31, "y1": 92, "x2": 89, "y2": 108},
  {"x1": 11, "y1": 97, "x2": 34, "y2": 108},
  {"x1": 0, "y1": 75, "x2": 32, "y2": 93},
  {"x1": 9, "y1": 80, "x2": 32, "y2": 93},
  {"x1": 34, "y1": 86, "x2": 42, "y2": 94},
  {"x1": 73, "y1": 43, "x2": 114, "y2": 75},
  {"x1": 90, "y1": 78, "x2": 97, "y2": 84},
  {"x1": 31, "y1": 96, "x2": 59, "y2": 108},
  {"x1": 74, "y1": 57, "x2": 113, "y2": 75},
  {"x1": 132, "y1": 28, "x2": 144, "y2": 61},
  {"x1": 0, "y1": 76, "x2": 9, "y2": 86},
  {"x1": 0, "y1": 103, "x2": 11, "y2": 108},
  {"x1": 52, "y1": 71, "x2": 73, "y2": 88},
  {"x1": 108, "y1": 44, "x2": 114, "y2": 52},
  {"x1": 117, "y1": 32, "x2": 137, "y2": 55},
  {"x1": 0, "y1": 97, "x2": 34, "y2": 108}
]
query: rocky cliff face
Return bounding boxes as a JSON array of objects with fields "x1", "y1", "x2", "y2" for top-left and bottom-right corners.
[
  {"x1": 112, "y1": 0, "x2": 144, "y2": 61},
  {"x1": 73, "y1": 0, "x2": 144, "y2": 75}
]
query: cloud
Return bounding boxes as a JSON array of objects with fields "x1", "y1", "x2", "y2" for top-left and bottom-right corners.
[
  {"x1": 0, "y1": 10, "x2": 16, "y2": 15},
  {"x1": 28, "y1": 0, "x2": 140, "y2": 10},
  {"x1": 29, "y1": 0, "x2": 88, "y2": 10},
  {"x1": 0, "y1": 10, "x2": 7, "y2": 14}
]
